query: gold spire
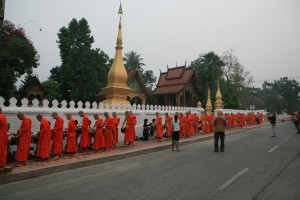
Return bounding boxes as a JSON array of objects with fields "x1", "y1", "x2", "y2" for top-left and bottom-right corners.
[
  {"x1": 206, "y1": 87, "x2": 213, "y2": 115},
  {"x1": 214, "y1": 82, "x2": 224, "y2": 109},
  {"x1": 118, "y1": 2, "x2": 123, "y2": 15},
  {"x1": 102, "y1": 2, "x2": 130, "y2": 104},
  {"x1": 197, "y1": 101, "x2": 202, "y2": 108}
]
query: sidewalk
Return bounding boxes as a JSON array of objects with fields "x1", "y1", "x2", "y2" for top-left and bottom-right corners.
[{"x1": 0, "y1": 123, "x2": 269, "y2": 185}]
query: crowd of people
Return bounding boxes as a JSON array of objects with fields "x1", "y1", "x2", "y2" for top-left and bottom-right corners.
[{"x1": 0, "y1": 106, "x2": 264, "y2": 170}]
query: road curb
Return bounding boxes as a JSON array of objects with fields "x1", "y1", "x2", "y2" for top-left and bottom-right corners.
[{"x1": 0, "y1": 123, "x2": 270, "y2": 185}]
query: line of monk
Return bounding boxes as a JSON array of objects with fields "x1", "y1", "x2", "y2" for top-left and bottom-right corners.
[{"x1": 0, "y1": 107, "x2": 264, "y2": 169}]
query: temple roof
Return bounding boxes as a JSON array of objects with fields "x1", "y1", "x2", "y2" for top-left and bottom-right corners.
[
  {"x1": 152, "y1": 66, "x2": 195, "y2": 95},
  {"x1": 127, "y1": 69, "x2": 151, "y2": 97},
  {"x1": 21, "y1": 76, "x2": 47, "y2": 94}
]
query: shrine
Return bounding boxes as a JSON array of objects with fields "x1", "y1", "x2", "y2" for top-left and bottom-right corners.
[{"x1": 152, "y1": 65, "x2": 199, "y2": 107}]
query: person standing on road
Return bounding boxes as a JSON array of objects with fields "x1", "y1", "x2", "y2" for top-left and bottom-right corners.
[
  {"x1": 212, "y1": 111, "x2": 227, "y2": 152},
  {"x1": 171, "y1": 113, "x2": 180, "y2": 151},
  {"x1": 0, "y1": 107, "x2": 8, "y2": 168},
  {"x1": 268, "y1": 112, "x2": 277, "y2": 137},
  {"x1": 16, "y1": 112, "x2": 32, "y2": 166},
  {"x1": 51, "y1": 112, "x2": 64, "y2": 159},
  {"x1": 292, "y1": 111, "x2": 300, "y2": 134}
]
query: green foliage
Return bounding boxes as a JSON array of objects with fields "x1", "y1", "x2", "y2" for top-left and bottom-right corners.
[
  {"x1": 189, "y1": 51, "x2": 224, "y2": 105},
  {"x1": 0, "y1": 20, "x2": 39, "y2": 99},
  {"x1": 142, "y1": 70, "x2": 157, "y2": 91},
  {"x1": 42, "y1": 79, "x2": 62, "y2": 102},
  {"x1": 123, "y1": 51, "x2": 145, "y2": 72},
  {"x1": 51, "y1": 18, "x2": 110, "y2": 102},
  {"x1": 261, "y1": 77, "x2": 300, "y2": 113}
]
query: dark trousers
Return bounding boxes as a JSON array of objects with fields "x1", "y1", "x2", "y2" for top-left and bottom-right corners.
[{"x1": 214, "y1": 132, "x2": 225, "y2": 152}]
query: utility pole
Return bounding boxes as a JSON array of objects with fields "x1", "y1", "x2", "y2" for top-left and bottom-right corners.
[{"x1": 0, "y1": 0, "x2": 5, "y2": 26}]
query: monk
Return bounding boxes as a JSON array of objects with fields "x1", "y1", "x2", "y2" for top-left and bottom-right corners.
[
  {"x1": 79, "y1": 111, "x2": 90, "y2": 151},
  {"x1": 202, "y1": 113, "x2": 209, "y2": 134},
  {"x1": 179, "y1": 113, "x2": 186, "y2": 138},
  {"x1": 104, "y1": 112, "x2": 114, "y2": 149},
  {"x1": 112, "y1": 112, "x2": 120, "y2": 148},
  {"x1": 65, "y1": 114, "x2": 78, "y2": 154},
  {"x1": 155, "y1": 112, "x2": 163, "y2": 141},
  {"x1": 208, "y1": 113, "x2": 215, "y2": 133},
  {"x1": 36, "y1": 114, "x2": 51, "y2": 160},
  {"x1": 185, "y1": 112, "x2": 192, "y2": 137},
  {"x1": 93, "y1": 114, "x2": 105, "y2": 151},
  {"x1": 165, "y1": 112, "x2": 172, "y2": 138},
  {"x1": 129, "y1": 111, "x2": 137, "y2": 140},
  {"x1": 124, "y1": 111, "x2": 135, "y2": 146},
  {"x1": 16, "y1": 112, "x2": 32, "y2": 166},
  {"x1": 193, "y1": 113, "x2": 200, "y2": 135},
  {"x1": 0, "y1": 107, "x2": 8, "y2": 168},
  {"x1": 51, "y1": 112, "x2": 64, "y2": 158}
]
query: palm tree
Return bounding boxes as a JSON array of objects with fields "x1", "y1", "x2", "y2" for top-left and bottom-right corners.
[{"x1": 123, "y1": 51, "x2": 145, "y2": 72}]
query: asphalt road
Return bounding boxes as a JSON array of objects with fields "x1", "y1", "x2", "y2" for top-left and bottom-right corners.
[{"x1": 0, "y1": 122, "x2": 299, "y2": 200}]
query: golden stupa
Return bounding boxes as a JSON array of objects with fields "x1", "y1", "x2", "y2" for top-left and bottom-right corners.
[
  {"x1": 102, "y1": 2, "x2": 131, "y2": 104},
  {"x1": 205, "y1": 87, "x2": 213, "y2": 115},
  {"x1": 214, "y1": 83, "x2": 224, "y2": 109}
]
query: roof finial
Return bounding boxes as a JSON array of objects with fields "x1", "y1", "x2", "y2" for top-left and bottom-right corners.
[
  {"x1": 185, "y1": 60, "x2": 187, "y2": 67},
  {"x1": 176, "y1": 61, "x2": 177, "y2": 67},
  {"x1": 118, "y1": 2, "x2": 123, "y2": 16}
]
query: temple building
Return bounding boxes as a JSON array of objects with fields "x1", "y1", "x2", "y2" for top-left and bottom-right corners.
[
  {"x1": 20, "y1": 76, "x2": 47, "y2": 103},
  {"x1": 152, "y1": 65, "x2": 199, "y2": 107}
]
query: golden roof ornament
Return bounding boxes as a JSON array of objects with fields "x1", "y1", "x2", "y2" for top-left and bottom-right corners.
[
  {"x1": 197, "y1": 101, "x2": 202, "y2": 108},
  {"x1": 205, "y1": 87, "x2": 213, "y2": 115},
  {"x1": 214, "y1": 82, "x2": 224, "y2": 109},
  {"x1": 118, "y1": 2, "x2": 123, "y2": 15}
]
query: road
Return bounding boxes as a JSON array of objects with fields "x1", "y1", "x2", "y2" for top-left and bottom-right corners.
[{"x1": 0, "y1": 122, "x2": 299, "y2": 200}]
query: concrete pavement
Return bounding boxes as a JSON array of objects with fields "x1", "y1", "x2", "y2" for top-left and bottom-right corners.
[{"x1": 0, "y1": 122, "x2": 299, "y2": 200}]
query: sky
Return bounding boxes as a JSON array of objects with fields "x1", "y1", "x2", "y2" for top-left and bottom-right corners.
[{"x1": 5, "y1": 0, "x2": 300, "y2": 87}]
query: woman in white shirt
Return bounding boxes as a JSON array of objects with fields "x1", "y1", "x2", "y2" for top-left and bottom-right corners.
[{"x1": 171, "y1": 113, "x2": 180, "y2": 151}]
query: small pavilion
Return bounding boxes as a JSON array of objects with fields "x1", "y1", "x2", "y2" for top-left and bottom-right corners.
[{"x1": 152, "y1": 65, "x2": 199, "y2": 107}]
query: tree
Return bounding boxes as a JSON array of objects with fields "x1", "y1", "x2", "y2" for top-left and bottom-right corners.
[
  {"x1": 261, "y1": 77, "x2": 300, "y2": 113},
  {"x1": 221, "y1": 49, "x2": 253, "y2": 108},
  {"x1": 142, "y1": 70, "x2": 157, "y2": 91},
  {"x1": 42, "y1": 79, "x2": 62, "y2": 102},
  {"x1": 123, "y1": 51, "x2": 145, "y2": 72},
  {"x1": 0, "y1": 20, "x2": 39, "y2": 99},
  {"x1": 189, "y1": 51, "x2": 224, "y2": 105},
  {"x1": 53, "y1": 18, "x2": 110, "y2": 102}
]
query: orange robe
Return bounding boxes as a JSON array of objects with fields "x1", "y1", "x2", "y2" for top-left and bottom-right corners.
[
  {"x1": 132, "y1": 115, "x2": 137, "y2": 140},
  {"x1": 201, "y1": 114, "x2": 209, "y2": 134},
  {"x1": 66, "y1": 118, "x2": 77, "y2": 153},
  {"x1": 93, "y1": 118, "x2": 105, "y2": 150},
  {"x1": 193, "y1": 115, "x2": 200, "y2": 133},
  {"x1": 165, "y1": 115, "x2": 173, "y2": 137},
  {"x1": 52, "y1": 116, "x2": 64, "y2": 155},
  {"x1": 80, "y1": 115, "x2": 90, "y2": 148},
  {"x1": 0, "y1": 114, "x2": 8, "y2": 167},
  {"x1": 208, "y1": 115, "x2": 215, "y2": 133},
  {"x1": 185, "y1": 115, "x2": 193, "y2": 137},
  {"x1": 104, "y1": 117, "x2": 113, "y2": 148},
  {"x1": 16, "y1": 117, "x2": 32, "y2": 163},
  {"x1": 37, "y1": 118, "x2": 51, "y2": 159},
  {"x1": 112, "y1": 116, "x2": 120, "y2": 145},
  {"x1": 124, "y1": 116, "x2": 135, "y2": 143},
  {"x1": 225, "y1": 115, "x2": 231, "y2": 128},
  {"x1": 179, "y1": 116, "x2": 186, "y2": 137},
  {"x1": 155, "y1": 115, "x2": 163, "y2": 139}
]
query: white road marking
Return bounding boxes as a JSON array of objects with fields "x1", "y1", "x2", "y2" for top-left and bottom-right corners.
[
  {"x1": 217, "y1": 168, "x2": 249, "y2": 191},
  {"x1": 286, "y1": 136, "x2": 291, "y2": 140},
  {"x1": 268, "y1": 145, "x2": 279, "y2": 153}
]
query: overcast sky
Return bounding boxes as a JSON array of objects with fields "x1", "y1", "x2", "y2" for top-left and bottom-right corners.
[{"x1": 5, "y1": 0, "x2": 300, "y2": 87}]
